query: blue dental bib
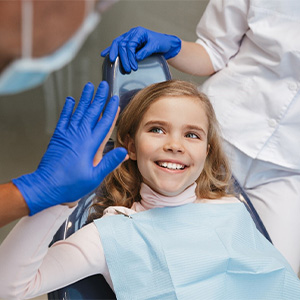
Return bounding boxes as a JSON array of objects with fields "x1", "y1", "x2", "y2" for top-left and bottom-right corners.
[{"x1": 94, "y1": 203, "x2": 300, "y2": 300}]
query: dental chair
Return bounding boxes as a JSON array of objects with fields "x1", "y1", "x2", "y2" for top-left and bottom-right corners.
[{"x1": 48, "y1": 54, "x2": 271, "y2": 300}]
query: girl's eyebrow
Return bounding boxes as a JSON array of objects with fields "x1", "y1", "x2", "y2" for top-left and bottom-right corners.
[
  {"x1": 185, "y1": 124, "x2": 207, "y2": 136},
  {"x1": 144, "y1": 120, "x2": 207, "y2": 136},
  {"x1": 144, "y1": 120, "x2": 168, "y2": 127}
]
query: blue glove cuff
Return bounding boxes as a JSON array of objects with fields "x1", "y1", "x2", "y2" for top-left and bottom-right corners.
[
  {"x1": 12, "y1": 173, "x2": 46, "y2": 216},
  {"x1": 163, "y1": 35, "x2": 182, "y2": 60}
]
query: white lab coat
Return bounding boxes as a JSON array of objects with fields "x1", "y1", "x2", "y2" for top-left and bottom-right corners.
[
  {"x1": 195, "y1": 0, "x2": 300, "y2": 274},
  {"x1": 196, "y1": 0, "x2": 300, "y2": 170}
]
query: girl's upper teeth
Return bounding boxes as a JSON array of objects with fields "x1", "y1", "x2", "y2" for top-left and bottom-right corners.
[{"x1": 159, "y1": 162, "x2": 184, "y2": 170}]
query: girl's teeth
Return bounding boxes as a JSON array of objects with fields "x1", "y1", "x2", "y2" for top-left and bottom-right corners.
[{"x1": 159, "y1": 162, "x2": 184, "y2": 170}]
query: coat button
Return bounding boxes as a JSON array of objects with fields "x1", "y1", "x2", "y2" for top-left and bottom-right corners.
[
  {"x1": 268, "y1": 119, "x2": 277, "y2": 128},
  {"x1": 288, "y1": 82, "x2": 298, "y2": 91}
]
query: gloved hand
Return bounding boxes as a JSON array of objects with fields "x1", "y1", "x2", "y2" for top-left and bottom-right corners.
[
  {"x1": 12, "y1": 81, "x2": 127, "y2": 215},
  {"x1": 101, "y1": 26, "x2": 181, "y2": 73}
]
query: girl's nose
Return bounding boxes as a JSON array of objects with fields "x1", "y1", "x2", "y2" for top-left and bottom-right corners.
[{"x1": 163, "y1": 138, "x2": 185, "y2": 153}]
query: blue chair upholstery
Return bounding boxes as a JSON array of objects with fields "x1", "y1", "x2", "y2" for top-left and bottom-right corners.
[
  {"x1": 233, "y1": 177, "x2": 271, "y2": 243},
  {"x1": 48, "y1": 190, "x2": 116, "y2": 300},
  {"x1": 48, "y1": 54, "x2": 271, "y2": 300}
]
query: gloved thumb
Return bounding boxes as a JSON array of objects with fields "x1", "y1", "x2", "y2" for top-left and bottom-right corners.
[
  {"x1": 136, "y1": 43, "x2": 156, "y2": 61},
  {"x1": 95, "y1": 147, "x2": 128, "y2": 181}
]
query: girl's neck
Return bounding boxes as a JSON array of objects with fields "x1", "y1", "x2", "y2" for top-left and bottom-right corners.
[{"x1": 132, "y1": 183, "x2": 197, "y2": 212}]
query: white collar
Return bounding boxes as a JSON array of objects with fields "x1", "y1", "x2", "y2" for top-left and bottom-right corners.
[{"x1": 137, "y1": 183, "x2": 197, "y2": 211}]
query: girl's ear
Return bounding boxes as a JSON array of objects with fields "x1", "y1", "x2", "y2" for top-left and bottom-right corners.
[{"x1": 126, "y1": 134, "x2": 137, "y2": 160}]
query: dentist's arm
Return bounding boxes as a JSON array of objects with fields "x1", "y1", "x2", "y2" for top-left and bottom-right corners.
[
  {"x1": 0, "y1": 182, "x2": 30, "y2": 227},
  {"x1": 168, "y1": 40, "x2": 215, "y2": 76},
  {"x1": 0, "y1": 81, "x2": 127, "y2": 227}
]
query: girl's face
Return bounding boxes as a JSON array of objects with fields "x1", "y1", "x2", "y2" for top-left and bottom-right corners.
[{"x1": 128, "y1": 96, "x2": 209, "y2": 197}]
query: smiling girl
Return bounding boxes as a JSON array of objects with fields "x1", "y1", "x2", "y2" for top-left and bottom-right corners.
[
  {"x1": 0, "y1": 80, "x2": 299, "y2": 299},
  {"x1": 91, "y1": 79, "x2": 234, "y2": 219}
]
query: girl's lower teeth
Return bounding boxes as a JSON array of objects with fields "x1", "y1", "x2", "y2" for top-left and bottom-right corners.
[{"x1": 161, "y1": 164, "x2": 184, "y2": 170}]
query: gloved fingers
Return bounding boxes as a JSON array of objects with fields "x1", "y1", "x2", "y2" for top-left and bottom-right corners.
[
  {"x1": 118, "y1": 41, "x2": 134, "y2": 73},
  {"x1": 125, "y1": 29, "x2": 148, "y2": 70},
  {"x1": 94, "y1": 147, "x2": 128, "y2": 181},
  {"x1": 55, "y1": 97, "x2": 75, "y2": 132},
  {"x1": 92, "y1": 94, "x2": 120, "y2": 146},
  {"x1": 70, "y1": 82, "x2": 94, "y2": 126},
  {"x1": 101, "y1": 27, "x2": 149, "y2": 72},
  {"x1": 123, "y1": 27, "x2": 147, "y2": 71},
  {"x1": 108, "y1": 38, "x2": 120, "y2": 62},
  {"x1": 119, "y1": 27, "x2": 148, "y2": 72},
  {"x1": 127, "y1": 41, "x2": 139, "y2": 71},
  {"x1": 81, "y1": 81, "x2": 110, "y2": 129},
  {"x1": 110, "y1": 29, "x2": 139, "y2": 72},
  {"x1": 107, "y1": 32, "x2": 128, "y2": 62},
  {"x1": 136, "y1": 40, "x2": 158, "y2": 61},
  {"x1": 101, "y1": 46, "x2": 110, "y2": 58},
  {"x1": 117, "y1": 33, "x2": 136, "y2": 73}
]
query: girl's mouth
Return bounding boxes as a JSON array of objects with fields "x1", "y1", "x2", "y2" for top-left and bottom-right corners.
[{"x1": 156, "y1": 161, "x2": 186, "y2": 170}]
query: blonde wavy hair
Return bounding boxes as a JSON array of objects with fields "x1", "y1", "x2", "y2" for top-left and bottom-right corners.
[{"x1": 89, "y1": 80, "x2": 233, "y2": 220}]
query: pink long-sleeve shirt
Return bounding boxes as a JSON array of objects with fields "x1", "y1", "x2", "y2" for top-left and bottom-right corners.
[{"x1": 0, "y1": 183, "x2": 238, "y2": 299}]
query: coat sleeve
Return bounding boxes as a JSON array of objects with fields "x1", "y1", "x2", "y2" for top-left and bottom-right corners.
[
  {"x1": 0, "y1": 205, "x2": 107, "y2": 299},
  {"x1": 196, "y1": 0, "x2": 250, "y2": 71}
]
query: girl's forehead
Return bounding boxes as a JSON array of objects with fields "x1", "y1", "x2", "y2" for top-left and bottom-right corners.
[
  {"x1": 146, "y1": 95, "x2": 206, "y2": 115},
  {"x1": 141, "y1": 95, "x2": 209, "y2": 128},
  {"x1": 154, "y1": 95, "x2": 200, "y2": 102}
]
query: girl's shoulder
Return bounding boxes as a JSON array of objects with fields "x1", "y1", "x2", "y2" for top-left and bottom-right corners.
[
  {"x1": 195, "y1": 196, "x2": 240, "y2": 204},
  {"x1": 103, "y1": 205, "x2": 137, "y2": 217}
]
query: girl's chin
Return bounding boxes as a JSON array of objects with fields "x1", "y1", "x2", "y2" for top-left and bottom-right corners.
[
  {"x1": 152, "y1": 186, "x2": 187, "y2": 197},
  {"x1": 152, "y1": 182, "x2": 196, "y2": 197},
  {"x1": 143, "y1": 180, "x2": 193, "y2": 197}
]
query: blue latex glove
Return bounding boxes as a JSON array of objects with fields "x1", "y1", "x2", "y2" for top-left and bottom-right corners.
[
  {"x1": 12, "y1": 81, "x2": 127, "y2": 215},
  {"x1": 101, "y1": 26, "x2": 181, "y2": 73}
]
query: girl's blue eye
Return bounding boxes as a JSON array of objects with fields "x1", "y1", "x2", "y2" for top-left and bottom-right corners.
[
  {"x1": 150, "y1": 127, "x2": 164, "y2": 134},
  {"x1": 186, "y1": 132, "x2": 199, "y2": 139}
]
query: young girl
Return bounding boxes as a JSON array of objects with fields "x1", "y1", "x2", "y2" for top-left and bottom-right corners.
[
  {"x1": 0, "y1": 80, "x2": 299, "y2": 299},
  {"x1": 89, "y1": 79, "x2": 232, "y2": 219}
]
